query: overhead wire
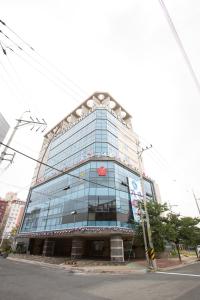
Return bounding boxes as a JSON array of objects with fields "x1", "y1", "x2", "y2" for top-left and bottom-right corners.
[
  {"x1": 0, "y1": 55, "x2": 25, "y2": 107},
  {"x1": 0, "y1": 41, "x2": 29, "y2": 101},
  {"x1": 0, "y1": 58, "x2": 21, "y2": 101},
  {"x1": 0, "y1": 19, "x2": 34, "y2": 50},
  {"x1": 4, "y1": 45, "x2": 81, "y2": 103},
  {"x1": 0, "y1": 39, "x2": 33, "y2": 113},
  {"x1": 0, "y1": 38, "x2": 42, "y2": 117},
  {"x1": 139, "y1": 136, "x2": 170, "y2": 170},
  {"x1": 0, "y1": 180, "x2": 29, "y2": 191},
  {"x1": 158, "y1": 0, "x2": 200, "y2": 95},
  {"x1": 0, "y1": 141, "x2": 144, "y2": 197},
  {"x1": 0, "y1": 29, "x2": 85, "y2": 102},
  {"x1": 0, "y1": 19, "x2": 87, "y2": 99}
]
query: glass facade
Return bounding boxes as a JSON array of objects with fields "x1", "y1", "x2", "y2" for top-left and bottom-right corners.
[
  {"x1": 42, "y1": 109, "x2": 138, "y2": 181},
  {"x1": 20, "y1": 106, "x2": 156, "y2": 234},
  {"x1": 21, "y1": 161, "x2": 155, "y2": 233}
]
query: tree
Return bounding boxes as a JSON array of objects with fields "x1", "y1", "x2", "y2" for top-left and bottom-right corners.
[
  {"x1": 165, "y1": 214, "x2": 200, "y2": 260},
  {"x1": 146, "y1": 201, "x2": 169, "y2": 253},
  {"x1": 134, "y1": 201, "x2": 200, "y2": 261},
  {"x1": 134, "y1": 201, "x2": 169, "y2": 253}
]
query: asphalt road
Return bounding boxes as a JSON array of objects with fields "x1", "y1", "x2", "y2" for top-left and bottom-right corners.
[{"x1": 0, "y1": 258, "x2": 200, "y2": 300}]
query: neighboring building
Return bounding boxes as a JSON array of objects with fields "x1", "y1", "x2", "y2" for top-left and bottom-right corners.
[
  {"x1": 18, "y1": 92, "x2": 161, "y2": 261},
  {"x1": 1, "y1": 198, "x2": 25, "y2": 240},
  {"x1": 0, "y1": 199, "x2": 8, "y2": 224},
  {"x1": 4, "y1": 192, "x2": 17, "y2": 202},
  {"x1": 0, "y1": 112, "x2": 10, "y2": 143}
]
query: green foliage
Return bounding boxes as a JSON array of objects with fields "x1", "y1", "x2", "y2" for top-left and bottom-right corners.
[
  {"x1": 146, "y1": 202, "x2": 169, "y2": 253},
  {"x1": 10, "y1": 226, "x2": 18, "y2": 238},
  {"x1": 0, "y1": 239, "x2": 11, "y2": 253},
  {"x1": 134, "y1": 201, "x2": 200, "y2": 255},
  {"x1": 166, "y1": 214, "x2": 200, "y2": 247},
  {"x1": 134, "y1": 202, "x2": 169, "y2": 252}
]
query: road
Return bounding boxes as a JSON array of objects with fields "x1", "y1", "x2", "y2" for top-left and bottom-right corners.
[{"x1": 0, "y1": 258, "x2": 200, "y2": 300}]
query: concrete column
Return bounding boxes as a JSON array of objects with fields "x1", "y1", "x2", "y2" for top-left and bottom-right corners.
[
  {"x1": 71, "y1": 238, "x2": 84, "y2": 259},
  {"x1": 110, "y1": 235, "x2": 124, "y2": 262},
  {"x1": 42, "y1": 239, "x2": 55, "y2": 257}
]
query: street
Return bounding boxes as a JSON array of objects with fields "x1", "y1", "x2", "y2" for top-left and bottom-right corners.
[{"x1": 0, "y1": 259, "x2": 200, "y2": 300}]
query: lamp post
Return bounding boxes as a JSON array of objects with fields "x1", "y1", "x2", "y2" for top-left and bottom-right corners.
[{"x1": 70, "y1": 210, "x2": 77, "y2": 229}]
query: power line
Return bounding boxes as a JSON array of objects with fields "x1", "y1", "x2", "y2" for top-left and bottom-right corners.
[
  {"x1": 0, "y1": 30, "x2": 85, "y2": 102},
  {"x1": 0, "y1": 180, "x2": 28, "y2": 191},
  {"x1": 0, "y1": 19, "x2": 34, "y2": 50},
  {"x1": 0, "y1": 141, "x2": 145, "y2": 196},
  {"x1": 5, "y1": 46, "x2": 81, "y2": 103},
  {"x1": 0, "y1": 56, "x2": 26, "y2": 107},
  {"x1": 0, "y1": 20, "x2": 87, "y2": 97},
  {"x1": 158, "y1": 0, "x2": 200, "y2": 95}
]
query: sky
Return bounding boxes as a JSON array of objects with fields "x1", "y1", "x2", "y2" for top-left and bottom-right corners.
[{"x1": 0, "y1": 0, "x2": 200, "y2": 217}]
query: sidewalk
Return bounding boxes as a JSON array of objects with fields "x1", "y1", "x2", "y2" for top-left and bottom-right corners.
[{"x1": 7, "y1": 254, "x2": 199, "y2": 274}]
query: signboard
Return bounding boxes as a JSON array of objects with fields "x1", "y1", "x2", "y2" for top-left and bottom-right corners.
[
  {"x1": 128, "y1": 177, "x2": 142, "y2": 223},
  {"x1": 97, "y1": 166, "x2": 107, "y2": 176}
]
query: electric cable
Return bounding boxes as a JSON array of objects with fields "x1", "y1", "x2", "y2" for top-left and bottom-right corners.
[
  {"x1": 0, "y1": 141, "x2": 144, "y2": 197},
  {"x1": 0, "y1": 56, "x2": 25, "y2": 107},
  {"x1": 158, "y1": 0, "x2": 200, "y2": 95},
  {"x1": 0, "y1": 30, "x2": 85, "y2": 102},
  {"x1": 5, "y1": 46, "x2": 81, "y2": 103},
  {"x1": 0, "y1": 19, "x2": 87, "y2": 97},
  {"x1": 0, "y1": 19, "x2": 34, "y2": 50}
]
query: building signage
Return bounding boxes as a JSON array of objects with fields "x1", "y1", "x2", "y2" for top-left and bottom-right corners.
[
  {"x1": 97, "y1": 166, "x2": 107, "y2": 176},
  {"x1": 128, "y1": 177, "x2": 142, "y2": 223}
]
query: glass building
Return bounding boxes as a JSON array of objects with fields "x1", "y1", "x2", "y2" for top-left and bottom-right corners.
[{"x1": 18, "y1": 92, "x2": 160, "y2": 261}]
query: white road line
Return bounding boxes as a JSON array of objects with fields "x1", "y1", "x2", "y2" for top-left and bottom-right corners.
[{"x1": 156, "y1": 271, "x2": 200, "y2": 278}]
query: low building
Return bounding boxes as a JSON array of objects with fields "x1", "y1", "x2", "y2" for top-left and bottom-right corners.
[
  {"x1": 0, "y1": 199, "x2": 8, "y2": 225},
  {"x1": 18, "y1": 92, "x2": 161, "y2": 261},
  {"x1": 1, "y1": 198, "x2": 25, "y2": 241}
]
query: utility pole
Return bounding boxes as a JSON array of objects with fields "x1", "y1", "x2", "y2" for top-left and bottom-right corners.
[
  {"x1": 137, "y1": 143, "x2": 157, "y2": 271},
  {"x1": 192, "y1": 190, "x2": 200, "y2": 215},
  {"x1": 138, "y1": 201, "x2": 150, "y2": 267},
  {"x1": 0, "y1": 111, "x2": 47, "y2": 166}
]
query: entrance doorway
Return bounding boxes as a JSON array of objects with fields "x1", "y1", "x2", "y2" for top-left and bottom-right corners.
[{"x1": 86, "y1": 239, "x2": 110, "y2": 259}]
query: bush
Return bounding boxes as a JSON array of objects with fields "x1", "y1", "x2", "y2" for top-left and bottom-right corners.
[{"x1": 169, "y1": 249, "x2": 178, "y2": 257}]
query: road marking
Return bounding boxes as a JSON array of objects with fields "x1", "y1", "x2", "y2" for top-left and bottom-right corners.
[{"x1": 157, "y1": 271, "x2": 200, "y2": 278}]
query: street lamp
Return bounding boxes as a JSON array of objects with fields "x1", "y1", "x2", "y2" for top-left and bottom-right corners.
[{"x1": 70, "y1": 210, "x2": 77, "y2": 229}]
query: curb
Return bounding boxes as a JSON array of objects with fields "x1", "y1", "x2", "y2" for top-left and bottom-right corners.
[
  {"x1": 6, "y1": 256, "x2": 199, "y2": 275},
  {"x1": 157, "y1": 259, "x2": 199, "y2": 271},
  {"x1": 7, "y1": 257, "x2": 146, "y2": 274}
]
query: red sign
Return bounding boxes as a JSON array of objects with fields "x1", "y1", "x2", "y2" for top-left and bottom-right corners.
[{"x1": 97, "y1": 166, "x2": 107, "y2": 176}]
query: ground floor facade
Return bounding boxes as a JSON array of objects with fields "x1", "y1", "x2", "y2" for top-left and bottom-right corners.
[{"x1": 16, "y1": 227, "x2": 145, "y2": 262}]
